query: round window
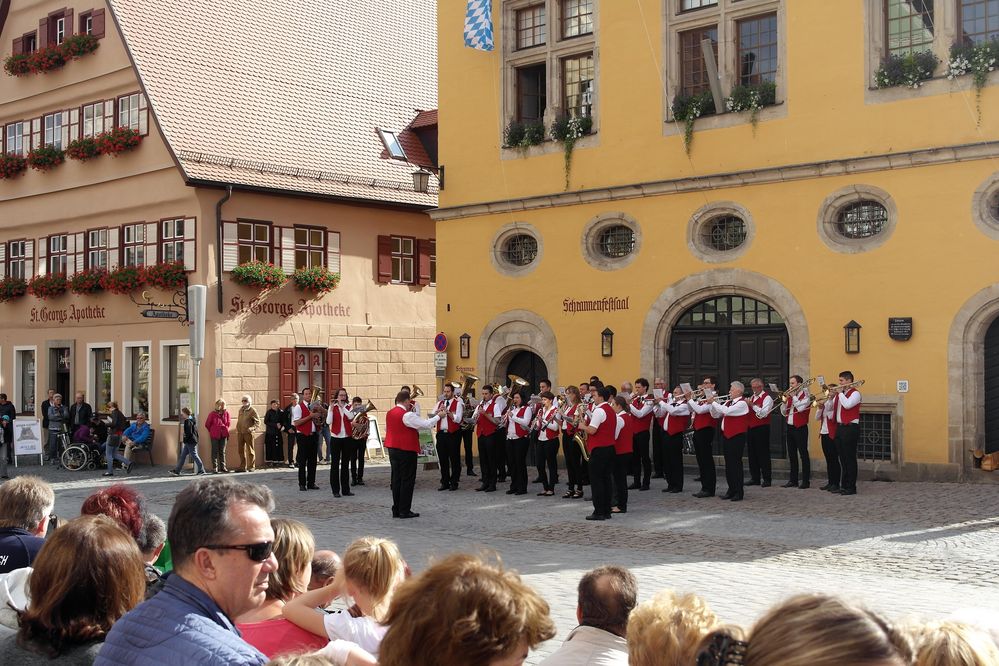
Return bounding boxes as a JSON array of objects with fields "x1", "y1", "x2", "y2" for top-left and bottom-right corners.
[
  {"x1": 704, "y1": 216, "x2": 747, "y2": 252},
  {"x1": 836, "y1": 200, "x2": 888, "y2": 239},
  {"x1": 989, "y1": 191, "x2": 999, "y2": 225},
  {"x1": 502, "y1": 234, "x2": 538, "y2": 266},
  {"x1": 597, "y1": 225, "x2": 635, "y2": 258}
]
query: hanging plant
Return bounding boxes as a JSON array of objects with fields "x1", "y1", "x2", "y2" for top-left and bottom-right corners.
[
  {"x1": 874, "y1": 50, "x2": 939, "y2": 89},
  {"x1": 948, "y1": 38, "x2": 999, "y2": 126},
  {"x1": 550, "y1": 115, "x2": 593, "y2": 190},
  {"x1": 66, "y1": 137, "x2": 101, "y2": 161},
  {"x1": 503, "y1": 121, "x2": 546, "y2": 152},
  {"x1": 69, "y1": 267, "x2": 107, "y2": 295},
  {"x1": 231, "y1": 261, "x2": 287, "y2": 290},
  {"x1": 725, "y1": 81, "x2": 777, "y2": 134},
  {"x1": 292, "y1": 266, "x2": 340, "y2": 295},
  {"x1": 4, "y1": 34, "x2": 99, "y2": 78},
  {"x1": 96, "y1": 127, "x2": 143, "y2": 156},
  {"x1": 100, "y1": 265, "x2": 146, "y2": 294},
  {"x1": 0, "y1": 277, "x2": 27, "y2": 302},
  {"x1": 60, "y1": 34, "x2": 100, "y2": 60},
  {"x1": 3, "y1": 53, "x2": 31, "y2": 77},
  {"x1": 144, "y1": 261, "x2": 187, "y2": 290},
  {"x1": 26, "y1": 45, "x2": 66, "y2": 74},
  {"x1": 27, "y1": 144, "x2": 65, "y2": 171},
  {"x1": 672, "y1": 91, "x2": 715, "y2": 155},
  {"x1": 28, "y1": 273, "x2": 68, "y2": 300},
  {"x1": 0, "y1": 152, "x2": 28, "y2": 179}
]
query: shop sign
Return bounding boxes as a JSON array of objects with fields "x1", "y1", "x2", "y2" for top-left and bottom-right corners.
[
  {"x1": 229, "y1": 296, "x2": 351, "y2": 319},
  {"x1": 29, "y1": 304, "x2": 107, "y2": 324},
  {"x1": 562, "y1": 297, "x2": 630, "y2": 314}
]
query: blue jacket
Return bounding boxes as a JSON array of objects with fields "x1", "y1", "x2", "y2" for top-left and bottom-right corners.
[
  {"x1": 96, "y1": 573, "x2": 267, "y2": 666},
  {"x1": 122, "y1": 422, "x2": 151, "y2": 445},
  {"x1": 0, "y1": 528, "x2": 45, "y2": 574}
]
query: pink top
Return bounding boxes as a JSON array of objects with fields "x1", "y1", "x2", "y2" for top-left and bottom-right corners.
[
  {"x1": 237, "y1": 617, "x2": 329, "y2": 658},
  {"x1": 205, "y1": 409, "x2": 231, "y2": 440}
]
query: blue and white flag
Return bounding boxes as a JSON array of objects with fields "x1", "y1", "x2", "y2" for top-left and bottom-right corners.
[{"x1": 464, "y1": 0, "x2": 494, "y2": 51}]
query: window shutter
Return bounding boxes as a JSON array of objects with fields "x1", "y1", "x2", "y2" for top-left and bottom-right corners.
[
  {"x1": 279, "y1": 348, "x2": 296, "y2": 407},
  {"x1": 21, "y1": 122, "x2": 30, "y2": 154},
  {"x1": 24, "y1": 240, "x2": 34, "y2": 278},
  {"x1": 183, "y1": 217, "x2": 196, "y2": 271},
  {"x1": 63, "y1": 9, "x2": 74, "y2": 37},
  {"x1": 325, "y1": 349, "x2": 343, "y2": 401},
  {"x1": 60, "y1": 113, "x2": 70, "y2": 149},
  {"x1": 102, "y1": 100, "x2": 114, "y2": 131},
  {"x1": 326, "y1": 231, "x2": 341, "y2": 275},
  {"x1": 281, "y1": 227, "x2": 295, "y2": 275},
  {"x1": 376, "y1": 235, "x2": 392, "y2": 284},
  {"x1": 30, "y1": 118, "x2": 41, "y2": 150},
  {"x1": 65, "y1": 233, "x2": 76, "y2": 276},
  {"x1": 73, "y1": 232, "x2": 84, "y2": 274},
  {"x1": 0, "y1": 242, "x2": 6, "y2": 278},
  {"x1": 92, "y1": 8, "x2": 105, "y2": 39},
  {"x1": 138, "y1": 93, "x2": 149, "y2": 136},
  {"x1": 12, "y1": 38, "x2": 22, "y2": 55},
  {"x1": 68, "y1": 107, "x2": 79, "y2": 142},
  {"x1": 144, "y1": 222, "x2": 158, "y2": 266},
  {"x1": 417, "y1": 239, "x2": 432, "y2": 286},
  {"x1": 38, "y1": 19, "x2": 48, "y2": 49},
  {"x1": 222, "y1": 221, "x2": 238, "y2": 272},
  {"x1": 107, "y1": 227, "x2": 119, "y2": 269}
]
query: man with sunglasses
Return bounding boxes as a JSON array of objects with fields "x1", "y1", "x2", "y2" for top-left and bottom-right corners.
[{"x1": 98, "y1": 478, "x2": 277, "y2": 665}]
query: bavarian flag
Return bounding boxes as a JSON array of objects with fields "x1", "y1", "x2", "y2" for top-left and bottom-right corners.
[{"x1": 464, "y1": 0, "x2": 494, "y2": 51}]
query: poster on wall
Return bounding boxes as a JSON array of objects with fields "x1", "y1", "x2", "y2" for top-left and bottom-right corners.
[{"x1": 14, "y1": 419, "x2": 43, "y2": 458}]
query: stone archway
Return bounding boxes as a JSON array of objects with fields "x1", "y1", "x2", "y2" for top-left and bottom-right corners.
[
  {"x1": 640, "y1": 269, "x2": 810, "y2": 384},
  {"x1": 478, "y1": 310, "x2": 558, "y2": 387}
]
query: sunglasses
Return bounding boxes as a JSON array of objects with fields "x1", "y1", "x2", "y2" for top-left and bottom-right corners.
[{"x1": 204, "y1": 541, "x2": 274, "y2": 562}]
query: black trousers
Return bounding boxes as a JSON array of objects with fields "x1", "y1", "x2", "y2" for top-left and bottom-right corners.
[
  {"x1": 588, "y1": 445, "x2": 615, "y2": 517},
  {"x1": 613, "y1": 451, "x2": 631, "y2": 510},
  {"x1": 664, "y1": 430, "x2": 685, "y2": 490},
  {"x1": 350, "y1": 438, "x2": 366, "y2": 481},
  {"x1": 835, "y1": 423, "x2": 860, "y2": 492},
  {"x1": 285, "y1": 431, "x2": 297, "y2": 465},
  {"x1": 296, "y1": 432, "x2": 318, "y2": 488},
  {"x1": 388, "y1": 448, "x2": 417, "y2": 516},
  {"x1": 652, "y1": 420, "x2": 665, "y2": 477},
  {"x1": 528, "y1": 432, "x2": 539, "y2": 470},
  {"x1": 495, "y1": 432, "x2": 508, "y2": 479},
  {"x1": 787, "y1": 424, "x2": 810, "y2": 484},
  {"x1": 265, "y1": 429, "x2": 283, "y2": 462},
  {"x1": 723, "y1": 433, "x2": 746, "y2": 498},
  {"x1": 537, "y1": 437, "x2": 559, "y2": 491},
  {"x1": 563, "y1": 432, "x2": 583, "y2": 490},
  {"x1": 436, "y1": 430, "x2": 461, "y2": 486},
  {"x1": 478, "y1": 432, "x2": 496, "y2": 488},
  {"x1": 329, "y1": 437, "x2": 352, "y2": 494},
  {"x1": 631, "y1": 430, "x2": 651, "y2": 488},
  {"x1": 746, "y1": 425, "x2": 772, "y2": 483},
  {"x1": 821, "y1": 432, "x2": 841, "y2": 486},
  {"x1": 693, "y1": 427, "x2": 716, "y2": 494},
  {"x1": 506, "y1": 436, "x2": 529, "y2": 493},
  {"x1": 462, "y1": 428, "x2": 475, "y2": 472}
]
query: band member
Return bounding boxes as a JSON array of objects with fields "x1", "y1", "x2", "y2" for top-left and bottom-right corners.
[
  {"x1": 434, "y1": 384, "x2": 463, "y2": 492},
  {"x1": 535, "y1": 391, "x2": 561, "y2": 496},
  {"x1": 582, "y1": 386, "x2": 617, "y2": 521},
  {"x1": 611, "y1": 395, "x2": 632, "y2": 514},
  {"x1": 833, "y1": 371, "x2": 862, "y2": 496},
  {"x1": 318, "y1": 395, "x2": 333, "y2": 465},
  {"x1": 817, "y1": 394, "x2": 840, "y2": 492},
  {"x1": 494, "y1": 388, "x2": 509, "y2": 483},
  {"x1": 325, "y1": 388, "x2": 354, "y2": 498},
  {"x1": 687, "y1": 377, "x2": 718, "y2": 498},
  {"x1": 503, "y1": 390, "x2": 533, "y2": 496},
  {"x1": 460, "y1": 392, "x2": 477, "y2": 477},
  {"x1": 708, "y1": 381, "x2": 750, "y2": 502},
  {"x1": 473, "y1": 385, "x2": 502, "y2": 493},
  {"x1": 561, "y1": 386, "x2": 585, "y2": 499},
  {"x1": 651, "y1": 377, "x2": 667, "y2": 479},
  {"x1": 655, "y1": 387, "x2": 691, "y2": 493},
  {"x1": 746, "y1": 378, "x2": 774, "y2": 487},
  {"x1": 531, "y1": 378, "x2": 554, "y2": 485},
  {"x1": 628, "y1": 378, "x2": 654, "y2": 491},
  {"x1": 780, "y1": 375, "x2": 812, "y2": 489},
  {"x1": 284, "y1": 391, "x2": 306, "y2": 469},
  {"x1": 619, "y1": 382, "x2": 633, "y2": 399},
  {"x1": 290, "y1": 392, "x2": 317, "y2": 492},
  {"x1": 385, "y1": 391, "x2": 445, "y2": 519},
  {"x1": 349, "y1": 396, "x2": 367, "y2": 486},
  {"x1": 578, "y1": 382, "x2": 590, "y2": 400},
  {"x1": 401, "y1": 385, "x2": 421, "y2": 415},
  {"x1": 263, "y1": 400, "x2": 284, "y2": 467}
]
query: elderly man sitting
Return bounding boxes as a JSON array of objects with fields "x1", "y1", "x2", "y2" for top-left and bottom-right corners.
[{"x1": 120, "y1": 413, "x2": 151, "y2": 473}]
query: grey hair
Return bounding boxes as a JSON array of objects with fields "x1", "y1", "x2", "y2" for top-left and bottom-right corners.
[
  {"x1": 168, "y1": 477, "x2": 275, "y2": 568},
  {"x1": 730, "y1": 381, "x2": 745, "y2": 394},
  {"x1": 137, "y1": 511, "x2": 167, "y2": 556},
  {"x1": 136, "y1": 412, "x2": 147, "y2": 419},
  {"x1": 241, "y1": 395, "x2": 252, "y2": 405}
]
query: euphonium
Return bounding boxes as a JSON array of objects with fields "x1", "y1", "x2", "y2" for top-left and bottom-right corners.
[
  {"x1": 411, "y1": 384, "x2": 425, "y2": 400},
  {"x1": 459, "y1": 373, "x2": 479, "y2": 398}
]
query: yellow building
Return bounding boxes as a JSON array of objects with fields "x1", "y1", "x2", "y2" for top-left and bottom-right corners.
[{"x1": 434, "y1": 0, "x2": 999, "y2": 480}]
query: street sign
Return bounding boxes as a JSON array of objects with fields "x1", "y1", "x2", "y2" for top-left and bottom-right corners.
[
  {"x1": 142, "y1": 309, "x2": 180, "y2": 319},
  {"x1": 434, "y1": 352, "x2": 447, "y2": 369},
  {"x1": 434, "y1": 333, "x2": 448, "y2": 352}
]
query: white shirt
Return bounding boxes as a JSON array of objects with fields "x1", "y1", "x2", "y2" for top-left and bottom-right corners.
[
  {"x1": 588, "y1": 402, "x2": 608, "y2": 430},
  {"x1": 628, "y1": 396, "x2": 654, "y2": 418},
  {"x1": 435, "y1": 397, "x2": 464, "y2": 431},
  {"x1": 709, "y1": 397, "x2": 750, "y2": 430},
  {"x1": 409, "y1": 399, "x2": 421, "y2": 415},
  {"x1": 687, "y1": 398, "x2": 713, "y2": 414},
  {"x1": 614, "y1": 413, "x2": 625, "y2": 439},
  {"x1": 538, "y1": 625, "x2": 629, "y2": 666},
  {"x1": 561, "y1": 403, "x2": 581, "y2": 432},
  {"x1": 817, "y1": 399, "x2": 835, "y2": 434},
  {"x1": 506, "y1": 405, "x2": 533, "y2": 438},
  {"x1": 290, "y1": 403, "x2": 302, "y2": 423},
  {"x1": 780, "y1": 389, "x2": 811, "y2": 424},
  {"x1": 322, "y1": 611, "x2": 387, "y2": 657},
  {"x1": 749, "y1": 392, "x2": 774, "y2": 418},
  {"x1": 401, "y1": 408, "x2": 441, "y2": 431},
  {"x1": 836, "y1": 389, "x2": 862, "y2": 424},
  {"x1": 325, "y1": 401, "x2": 351, "y2": 437},
  {"x1": 538, "y1": 406, "x2": 561, "y2": 441}
]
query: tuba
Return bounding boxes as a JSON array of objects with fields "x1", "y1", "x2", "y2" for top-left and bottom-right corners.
[
  {"x1": 459, "y1": 373, "x2": 479, "y2": 399},
  {"x1": 411, "y1": 385, "x2": 425, "y2": 400},
  {"x1": 351, "y1": 399, "x2": 376, "y2": 439}
]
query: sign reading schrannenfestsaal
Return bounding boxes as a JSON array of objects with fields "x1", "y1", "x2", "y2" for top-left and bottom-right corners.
[
  {"x1": 888, "y1": 317, "x2": 913, "y2": 341},
  {"x1": 562, "y1": 297, "x2": 630, "y2": 314},
  {"x1": 29, "y1": 304, "x2": 107, "y2": 324}
]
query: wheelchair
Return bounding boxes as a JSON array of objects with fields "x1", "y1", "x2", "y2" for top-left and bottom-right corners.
[{"x1": 61, "y1": 438, "x2": 109, "y2": 472}]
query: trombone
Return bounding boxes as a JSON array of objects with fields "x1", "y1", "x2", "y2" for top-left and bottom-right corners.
[
  {"x1": 756, "y1": 378, "x2": 815, "y2": 419},
  {"x1": 811, "y1": 379, "x2": 865, "y2": 407}
]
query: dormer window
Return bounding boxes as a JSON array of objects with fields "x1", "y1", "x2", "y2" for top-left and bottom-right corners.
[{"x1": 378, "y1": 129, "x2": 407, "y2": 160}]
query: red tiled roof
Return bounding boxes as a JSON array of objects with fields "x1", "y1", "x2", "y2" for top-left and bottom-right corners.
[
  {"x1": 409, "y1": 110, "x2": 438, "y2": 129},
  {"x1": 378, "y1": 108, "x2": 437, "y2": 171}
]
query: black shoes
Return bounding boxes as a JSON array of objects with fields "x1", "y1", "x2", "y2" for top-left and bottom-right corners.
[
  {"x1": 342, "y1": 491, "x2": 355, "y2": 497},
  {"x1": 398, "y1": 511, "x2": 420, "y2": 519},
  {"x1": 585, "y1": 513, "x2": 608, "y2": 521},
  {"x1": 505, "y1": 489, "x2": 516, "y2": 495},
  {"x1": 332, "y1": 492, "x2": 341, "y2": 498},
  {"x1": 761, "y1": 481, "x2": 772, "y2": 487},
  {"x1": 449, "y1": 484, "x2": 459, "y2": 491},
  {"x1": 467, "y1": 469, "x2": 477, "y2": 476},
  {"x1": 729, "y1": 494, "x2": 744, "y2": 502},
  {"x1": 307, "y1": 485, "x2": 320, "y2": 490},
  {"x1": 720, "y1": 493, "x2": 733, "y2": 500},
  {"x1": 627, "y1": 482, "x2": 641, "y2": 490},
  {"x1": 692, "y1": 491, "x2": 714, "y2": 498},
  {"x1": 745, "y1": 480, "x2": 761, "y2": 486},
  {"x1": 824, "y1": 484, "x2": 841, "y2": 492},
  {"x1": 799, "y1": 481, "x2": 810, "y2": 489},
  {"x1": 355, "y1": 479, "x2": 365, "y2": 486},
  {"x1": 639, "y1": 485, "x2": 650, "y2": 491},
  {"x1": 438, "y1": 485, "x2": 450, "y2": 491},
  {"x1": 475, "y1": 485, "x2": 486, "y2": 491},
  {"x1": 838, "y1": 489, "x2": 857, "y2": 495},
  {"x1": 484, "y1": 486, "x2": 497, "y2": 493},
  {"x1": 782, "y1": 481, "x2": 797, "y2": 488},
  {"x1": 663, "y1": 487, "x2": 683, "y2": 493}
]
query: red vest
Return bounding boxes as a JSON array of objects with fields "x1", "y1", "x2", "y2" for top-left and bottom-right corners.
[
  {"x1": 476, "y1": 398, "x2": 497, "y2": 437},
  {"x1": 786, "y1": 391, "x2": 811, "y2": 427},
  {"x1": 692, "y1": 402, "x2": 717, "y2": 431},
  {"x1": 837, "y1": 389, "x2": 861, "y2": 424},
  {"x1": 586, "y1": 403, "x2": 616, "y2": 452},
  {"x1": 539, "y1": 407, "x2": 559, "y2": 440},
  {"x1": 295, "y1": 402, "x2": 314, "y2": 436},
  {"x1": 747, "y1": 393, "x2": 769, "y2": 429},
  {"x1": 720, "y1": 399, "x2": 749, "y2": 439},
  {"x1": 510, "y1": 406, "x2": 529, "y2": 439},
  {"x1": 562, "y1": 404, "x2": 579, "y2": 435},
  {"x1": 330, "y1": 403, "x2": 352, "y2": 437},
  {"x1": 615, "y1": 413, "x2": 634, "y2": 454},
  {"x1": 385, "y1": 405, "x2": 420, "y2": 452},
  {"x1": 436, "y1": 398, "x2": 460, "y2": 433},
  {"x1": 822, "y1": 400, "x2": 839, "y2": 440},
  {"x1": 631, "y1": 397, "x2": 654, "y2": 432},
  {"x1": 661, "y1": 405, "x2": 690, "y2": 436}
]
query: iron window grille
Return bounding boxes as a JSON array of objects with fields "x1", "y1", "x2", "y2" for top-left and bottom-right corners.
[
  {"x1": 989, "y1": 191, "x2": 999, "y2": 224},
  {"x1": 677, "y1": 296, "x2": 784, "y2": 327},
  {"x1": 836, "y1": 200, "x2": 888, "y2": 239},
  {"x1": 597, "y1": 225, "x2": 635, "y2": 258},
  {"x1": 858, "y1": 412, "x2": 893, "y2": 461},
  {"x1": 704, "y1": 215, "x2": 747, "y2": 252},
  {"x1": 503, "y1": 234, "x2": 538, "y2": 266}
]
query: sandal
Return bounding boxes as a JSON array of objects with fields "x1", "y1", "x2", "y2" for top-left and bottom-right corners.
[
  {"x1": 573, "y1": 490, "x2": 584, "y2": 499},
  {"x1": 544, "y1": 490, "x2": 555, "y2": 496},
  {"x1": 562, "y1": 490, "x2": 574, "y2": 498}
]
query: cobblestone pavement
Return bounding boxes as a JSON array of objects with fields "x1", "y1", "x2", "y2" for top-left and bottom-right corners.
[{"x1": 22, "y1": 458, "x2": 999, "y2": 664}]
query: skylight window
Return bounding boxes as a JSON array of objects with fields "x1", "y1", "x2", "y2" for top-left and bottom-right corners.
[{"x1": 378, "y1": 129, "x2": 407, "y2": 160}]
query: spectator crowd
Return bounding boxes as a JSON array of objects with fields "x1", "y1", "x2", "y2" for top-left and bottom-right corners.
[{"x1": 0, "y1": 474, "x2": 997, "y2": 666}]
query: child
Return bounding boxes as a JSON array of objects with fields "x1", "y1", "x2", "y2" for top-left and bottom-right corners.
[
  {"x1": 350, "y1": 396, "x2": 367, "y2": 485},
  {"x1": 170, "y1": 408, "x2": 206, "y2": 476}
]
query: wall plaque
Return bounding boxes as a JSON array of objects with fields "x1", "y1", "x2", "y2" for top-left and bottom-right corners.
[{"x1": 888, "y1": 317, "x2": 913, "y2": 341}]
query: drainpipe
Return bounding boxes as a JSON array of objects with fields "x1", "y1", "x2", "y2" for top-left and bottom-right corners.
[{"x1": 215, "y1": 185, "x2": 233, "y2": 313}]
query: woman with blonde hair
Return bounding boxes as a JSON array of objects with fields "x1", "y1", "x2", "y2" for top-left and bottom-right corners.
[
  {"x1": 909, "y1": 620, "x2": 999, "y2": 666},
  {"x1": 379, "y1": 552, "x2": 556, "y2": 666},
  {"x1": 628, "y1": 590, "x2": 719, "y2": 666},
  {"x1": 205, "y1": 399, "x2": 231, "y2": 474},
  {"x1": 283, "y1": 536, "x2": 406, "y2": 658},
  {"x1": 237, "y1": 518, "x2": 328, "y2": 657},
  {"x1": 696, "y1": 594, "x2": 912, "y2": 666}
]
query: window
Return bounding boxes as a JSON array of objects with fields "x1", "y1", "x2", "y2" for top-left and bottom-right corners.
[
  {"x1": 8, "y1": 241, "x2": 26, "y2": 279},
  {"x1": 48, "y1": 235, "x2": 68, "y2": 275},
  {"x1": 391, "y1": 236, "x2": 415, "y2": 283},
  {"x1": 858, "y1": 412, "x2": 893, "y2": 461},
  {"x1": 582, "y1": 213, "x2": 641, "y2": 269},
  {"x1": 4, "y1": 122, "x2": 24, "y2": 156},
  {"x1": 15, "y1": 349, "x2": 36, "y2": 415},
  {"x1": 738, "y1": 14, "x2": 778, "y2": 85},
  {"x1": 704, "y1": 215, "x2": 747, "y2": 251},
  {"x1": 517, "y1": 4, "x2": 547, "y2": 48},
  {"x1": 90, "y1": 347, "x2": 112, "y2": 413},
  {"x1": 517, "y1": 64, "x2": 548, "y2": 123},
  {"x1": 80, "y1": 11, "x2": 94, "y2": 35},
  {"x1": 378, "y1": 129, "x2": 407, "y2": 160},
  {"x1": 680, "y1": 26, "x2": 718, "y2": 97},
  {"x1": 681, "y1": 0, "x2": 718, "y2": 10},
  {"x1": 886, "y1": 0, "x2": 935, "y2": 56},
  {"x1": 82, "y1": 102, "x2": 105, "y2": 138},
  {"x1": 237, "y1": 221, "x2": 271, "y2": 263},
  {"x1": 836, "y1": 201, "x2": 889, "y2": 239},
  {"x1": 43, "y1": 112, "x2": 64, "y2": 149},
  {"x1": 562, "y1": 0, "x2": 593, "y2": 38},
  {"x1": 162, "y1": 219, "x2": 185, "y2": 264},
  {"x1": 87, "y1": 229, "x2": 108, "y2": 269},
  {"x1": 164, "y1": 344, "x2": 191, "y2": 421},
  {"x1": 123, "y1": 223, "x2": 145, "y2": 267},
  {"x1": 563, "y1": 53, "x2": 594, "y2": 117},
  {"x1": 23, "y1": 32, "x2": 37, "y2": 54},
  {"x1": 960, "y1": 0, "x2": 999, "y2": 45},
  {"x1": 126, "y1": 345, "x2": 150, "y2": 418},
  {"x1": 429, "y1": 239, "x2": 437, "y2": 285},
  {"x1": 53, "y1": 16, "x2": 66, "y2": 45},
  {"x1": 597, "y1": 225, "x2": 635, "y2": 258},
  {"x1": 502, "y1": 234, "x2": 538, "y2": 266},
  {"x1": 294, "y1": 227, "x2": 325, "y2": 270},
  {"x1": 676, "y1": 296, "x2": 784, "y2": 327},
  {"x1": 818, "y1": 185, "x2": 897, "y2": 253},
  {"x1": 688, "y1": 202, "x2": 755, "y2": 262},
  {"x1": 296, "y1": 348, "x2": 326, "y2": 396},
  {"x1": 117, "y1": 93, "x2": 147, "y2": 134}
]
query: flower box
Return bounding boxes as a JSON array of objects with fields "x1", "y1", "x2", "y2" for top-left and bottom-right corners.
[
  {"x1": 4, "y1": 34, "x2": 99, "y2": 78},
  {"x1": 144, "y1": 261, "x2": 187, "y2": 290},
  {"x1": 503, "y1": 121, "x2": 546, "y2": 149},
  {"x1": 292, "y1": 266, "x2": 340, "y2": 295},
  {"x1": 100, "y1": 266, "x2": 146, "y2": 294},
  {"x1": 0, "y1": 277, "x2": 27, "y2": 302},
  {"x1": 66, "y1": 137, "x2": 101, "y2": 162},
  {"x1": 3, "y1": 53, "x2": 31, "y2": 77},
  {"x1": 231, "y1": 261, "x2": 287, "y2": 290},
  {"x1": 96, "y1": 127, "x2": 142, "y2": 157},
  {"x1": 28, "y1": 273, "x2": 68, "y2": 300},
  {"x1": 27, "y1": 145, "x2": 65, "y2": 172},
  {"x1": 27, "y1": 45, "x2": 66, "y2": 74},
  {"x1": 61, "y1": 34, "x2": 100, "y2": 60},
  {"x1": 875, "y1": 51, "x2": 939, "y2": 89},
  {"x1": 0, "y1": 152, "x2": 28, "y2": 179},
  {"x1": 69, "y1": 267, "x2": 107, "y2": 295}
]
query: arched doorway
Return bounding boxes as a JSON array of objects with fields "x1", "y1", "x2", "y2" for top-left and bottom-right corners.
[
  {"x1": 669, "y1": 295, "x2": 789, "y2": 457},
  {"x1": 986, "y1": 316, "x2": 999, "y2": 453},
  {"x1": 505, "y1": 351, "x2": 549, "y2": 395}
]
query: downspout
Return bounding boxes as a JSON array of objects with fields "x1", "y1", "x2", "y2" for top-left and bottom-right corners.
[{"x1": 215, "y1": 185, "x2": 233, "y2": 313}]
